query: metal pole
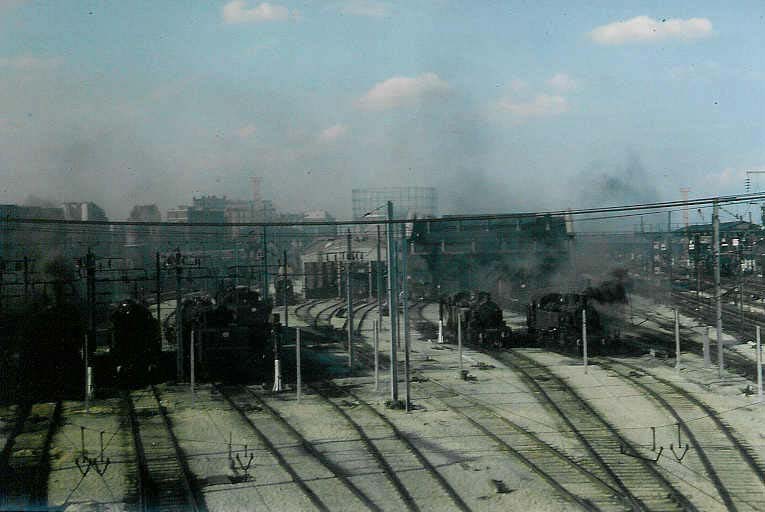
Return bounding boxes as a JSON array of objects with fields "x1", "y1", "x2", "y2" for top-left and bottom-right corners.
[
  {"x1": 235, "y1": 242, "x2": 239, "y2": 286},
  {"x1": 262, "y1": 227, "x2": 269, "y2": 301},
  {"x1": 175, "y1": 250, "x2": 184, "y2": 381},
  {"x1": 374, "y1": 320, "x2": 379, "y2": 391},
  {"x1": 23, "y1": 255, "x2": 29, "y2": 302},
  {"x1": 346, "y1": 230, "x2": 353, "y2": 369},
  {"x1": 667, "y1": 211, "x2": 673, "y2": 294},
  {"x1": 457, "y1": 312, "x2": 463, "y2": 372},
  {"x1": 703, "y1": 327, "x2": 711, "y2": 368},
  {"x1": 84, "y1": 333, "x2": 90, "y2": 413},
  {"x1": 283, "y1": 249, "x2": 289, "y2": 331},
  {"x1": 377, "y1": 225, "x2": 384, "y2": 328},
  {"x1": 713, "y1": 200, "x2": 724, "y2": 377},
  {"x1": 190, "y1": 329, "x2": 195, "y2": 406},
  {"x1": 739, "y1": 282, "x2": 744, "y2": 342},
  {"x1": 296, "y1": 328, "x2": 302, "y2": 402},
  {"x1": 674, "y1": 309, "x2": 680, "y2": 376},
  {"x1": 155, "y1": 252, "x2": 161, "y2": 328},
  {"x1": 582, "y1": 309, "x2": 588, "y2": 374},
  {"x1": 368, "y1": 260, "x2": 373, "y2": 301},
  {"x1": 386, "y1": 202, "x2": 399, "y2": 402},
  {"x1": 401, "y1": 230, "x2": 411, "y2": 412},
  {"x1": 756, "y1": 325, "x2": 762, "y2": 402}
]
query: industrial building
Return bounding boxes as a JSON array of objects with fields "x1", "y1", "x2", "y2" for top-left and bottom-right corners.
[{"x1": 300, "y1": 235, "x2": 387, "y2": 299}]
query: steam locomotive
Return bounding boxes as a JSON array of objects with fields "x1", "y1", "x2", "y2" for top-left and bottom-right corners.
[
  {"x1": 164, "y1": 286, "x2": 273, "y2": 382},
  {"x1": 440, "y1": 291, "x2": 512, "y2": 348},
  {"x1": 527, "y1": 291, "x2": 622, "y2": 355},
  {"x1": 110, "y1": 299, "x2": 162, "y2": 385},
  {"x1": 273, "y1": 276, "x2": 296, "y2": 306}
]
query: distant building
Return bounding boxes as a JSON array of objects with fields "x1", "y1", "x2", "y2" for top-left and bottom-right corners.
[
  {"x1": 0, "y1": 204, "x2": 65, "y2": 260},
  {"x1": 302, "y1": 210, "x2": 337, "y2": 237},
  {"x1": 60, "y1": 201, "x2": 110, "y2": 254},
  {"x1": 61, "y1": 201, "x2": 107, "y2": 221},
  {"x1": 300, "y1": 235, "x2": 387, "y2": 299},
  {"x1": 125, "y1": 204, "x2": 162, "y2": 267}
]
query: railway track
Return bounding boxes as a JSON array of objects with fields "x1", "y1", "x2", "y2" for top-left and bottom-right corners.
[
  {"x1": 598, "y1": 358, "x2": 765, "y2": 512},
  {"x1": 355, "y1": 303, "x2": 635, "y2": 510},
  {"x1": 499, "y1": 350, "x2": 696, "y2": 511},
  {"x1": 627, "y1": 296, "x2": 760, "y2": 382},
  {"x1": 0, "y1": 400, "x2": 61, "y2": 509},
  {"x1": 409, "y1": 302, "x2": 700, "y2": 511},
  {"x1": 420, "y1": 375, "x2": 630, "y2": 511},
  {"x1": 214, "y1": 385, "x2": 330, "y2": 511},
  {"x1": 124, "y1": 386, "x2": 205, "y2": 512},
  {"x1": 221, "y1": 384, "x2": 381, "y2": 511},
  {"x1": 312, "y1": 380, "x2": 471, "y2": 512}
]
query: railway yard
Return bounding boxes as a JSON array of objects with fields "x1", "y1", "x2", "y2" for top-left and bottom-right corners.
[{"x1": 2, "y1": 283, "x2": 764, "y2": 511}]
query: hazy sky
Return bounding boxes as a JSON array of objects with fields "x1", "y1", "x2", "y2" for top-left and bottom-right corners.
[{"x1": 0, "y1": 1, "x2": 763, "y2": 220}]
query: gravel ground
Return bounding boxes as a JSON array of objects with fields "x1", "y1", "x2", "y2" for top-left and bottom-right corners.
[
  {"x1": 157, "y1": 383, "x2": 318, "y2": 512},
  {"x1": 515, "y1": 349, "x2": 728, "y2": 511},
  {"x1": 45, "y1": 399, "x2": 131, "y2": 511}
]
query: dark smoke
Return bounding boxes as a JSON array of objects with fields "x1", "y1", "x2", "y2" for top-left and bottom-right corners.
[
  {"x1": 23, "y1": 195, "x2": 58, "y2": 208},
  {"x1": 573, "y1": 151, "x2": 661, "y2": 208}
]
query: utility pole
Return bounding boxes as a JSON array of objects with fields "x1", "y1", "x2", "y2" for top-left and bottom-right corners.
[
  {"x1": 367, "y1": 260, "x2": 373, "y2": 301},
  {"x1": 84, "y1": 248, "x2": 96, "y2": 412},
  {"x1": 713, "y1": 200, "x2": 724, "y2": 377},
  {"x1": 283, "y1": 249, "x2": 289, "y2": 332},
  {"x1": 174, "y1": 249, "x2": 184, "y2": 381},
  {"x1": 262, "y1": 226, "x2": 269, "y2": 301},
  {"x1": 86, "y1": 248, "x2": 96, "y2": 360},
  {"x1": 582, "y1": 309, "x2": 588, "y2": 374},
  {"x1": 155, "y1": 252, "x2": 161, "y2": 327},
  {"x1": 667, "y1": 211, "x2": 673, "y2": 295},
  {"x1": 401, "y1": 225, "x2": 411, "y2": 411},
  {"x1": 377, "y1": 225, "x2": 384, "y2": 329},
  {"x1": 386, "y1": 202, "x2": 399, "y2": 402},
  {"x1": 346, "y1": 230, "x2": 353, "y2": 369},
  {"x1": 674, "y1": 309, "x2": 681, "y2": 376},
  {"x1": 23, "y1": 256, "x2": 30, "y2": 302}
]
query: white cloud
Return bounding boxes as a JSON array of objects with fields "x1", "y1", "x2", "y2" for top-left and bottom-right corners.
[
  {"x1": 237, "y1": 124, "x2": 257, "y2": 138},
  {"x1": 547, "y1": 73, "x2": 577, "y2": 92},
  {"x1": 319, "y1": 124, "x2": 348, "y2": 142},
  {"x1": 336, "y1": 0, "x2": 389, "y2": 17},
  {"x1": 590, "y1": 16, "x2": 712, "y2": 45},
  {"x1": 497, "y1": 93, "x2": 568, "y2": 119},
  {"x1": 222, "y1": 1, "x2": 291, "y2": 23},
  {"x1": 356, "y1": 73, "x2": 450, "y2": 111}
]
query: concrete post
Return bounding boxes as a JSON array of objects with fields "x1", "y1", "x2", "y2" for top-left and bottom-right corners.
[
  {"x1": 374, "y1": 320, "x2": 379, "y2": 392},
  {"x1": 190, "y1": 329, "x2": 195, "y2": 406},
  {"x1": 674, "y1": 309, "x2": 680, "y2": 376},
  {"x1": 296, "y1": 328, "x2": 302, "y2": 402},
  {"x1": 713, "y1": 200, "x2": 723, "y2": 377},
  {"x1": 386, "y1": 202, "x2": 399, "y2": 402},
  {"x1": 346, "y1": 230, "x2": 353, "y2": 369},
  {"x1": 703, "y1": 327, "x2": 711, "y2": 368},
  {"x1": 757, "y1": 325, "x2": 763, "y2": 402},
  {"x1": 582, "y1": 309, "x2": 588, "y2": 374},
  {"x1": 457, "y1": 313, "x2": 463, "y2": 372}
]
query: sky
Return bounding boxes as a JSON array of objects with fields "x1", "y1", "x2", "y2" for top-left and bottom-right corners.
[{"x1": 0, "y1": 1, "x2": 763, "y2": 221}]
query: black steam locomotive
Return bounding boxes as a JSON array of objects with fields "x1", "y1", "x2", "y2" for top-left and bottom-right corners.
[
  {"x1": 109, "y1": 300, "x2": 162, "y2": 385},
  {"x1": 527, "y1": 291, "x2": 621, "y2": 355},
  {"x1": 273, "y1": 276, "x2": 296, "y2": 306},
  {"x1": 165, "y1": 286, "x2": 273, "y2": 382},
  {"x1": 440, "y1": 291, "x2": 512, "y2": 348}
]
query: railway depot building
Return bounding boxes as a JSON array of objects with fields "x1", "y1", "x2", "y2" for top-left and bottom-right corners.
[{"x1": 300, "y1": 236, "x2": 387, "y2": 299}]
